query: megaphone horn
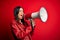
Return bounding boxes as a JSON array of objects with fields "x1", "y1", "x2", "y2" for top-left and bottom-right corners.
[
  {"x1": 31, "y1": 7, "x2": 48, "y2": 22},
  {"x1": 25, "y1": 7, "x2": 48, "y2": 22}
]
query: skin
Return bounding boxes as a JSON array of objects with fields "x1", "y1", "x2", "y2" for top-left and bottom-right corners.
[
  {"x1": 18, "y1": 8, "x2": 24, "y2": 23},
  {"x1": 17, "y1": 8, "x2": 32, "y2": 34},
  {"x1": 18, "y1": 8, "x2": 24, "y2": 20},
  {"x1": 18, "y1": 7, "x2": 35, "y2": 27}
]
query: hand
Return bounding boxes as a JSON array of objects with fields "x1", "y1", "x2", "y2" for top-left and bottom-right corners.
[{"x1": 30, "y1": 19, "x2": 35, "y2": 28}]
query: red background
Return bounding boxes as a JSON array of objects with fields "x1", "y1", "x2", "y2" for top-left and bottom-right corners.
[{"x1": 0, "y1": 0, "x2": 60, "y2": 40}]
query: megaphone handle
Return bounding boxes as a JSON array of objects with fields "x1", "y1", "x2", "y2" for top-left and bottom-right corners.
[{"x1": 29, "y1": 19, "x2": 35, "y2": 29}]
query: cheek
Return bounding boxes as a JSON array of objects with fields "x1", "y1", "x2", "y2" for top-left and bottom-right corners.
[
  {"x1": 18, "y1": 14, "x2": 22, "y2": 19},
  {"x1": 18, "y1": 14, "x2": 21, "y2": 18}
]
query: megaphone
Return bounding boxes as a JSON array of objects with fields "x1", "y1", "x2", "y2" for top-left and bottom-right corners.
[{"x1": 25, "y1": 7, "x2": 48, "y2": 22}]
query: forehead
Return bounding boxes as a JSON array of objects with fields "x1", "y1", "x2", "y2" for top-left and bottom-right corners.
[{"x1": 19, "y1": 8, "x2": 23, "y2": 11}]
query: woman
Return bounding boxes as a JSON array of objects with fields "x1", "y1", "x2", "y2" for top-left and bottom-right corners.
[{"x1": 11, "y1": 6, "x2": 33, "y2": 40}]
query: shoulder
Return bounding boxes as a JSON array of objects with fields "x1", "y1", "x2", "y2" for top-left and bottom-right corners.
[
  {"x1": 11, "y1": 19, "x2": 18, "y2": 29},
  {"x1": 11, "y1": 19, "x2": 17, "y2": 28},
  {"x1": 9, "y1": 19, "x2": 17, "y2": 30},
  {"x1": 11, "y1": 19, "x2": 17, "y2": 25}
]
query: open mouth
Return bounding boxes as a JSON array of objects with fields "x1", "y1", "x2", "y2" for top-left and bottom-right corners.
[{"x1": 20, "y1": 15, "x2": 22, "y2": 16}]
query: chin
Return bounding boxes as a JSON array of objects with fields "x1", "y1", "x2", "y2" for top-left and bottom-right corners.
[{"x1": 20, "y1": 18, "x2": 23, "y2": 20}]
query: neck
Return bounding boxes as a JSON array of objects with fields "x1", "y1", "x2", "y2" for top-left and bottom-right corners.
[{"x1": 18, "y1": 19, "x2": 22, "y2": 24}]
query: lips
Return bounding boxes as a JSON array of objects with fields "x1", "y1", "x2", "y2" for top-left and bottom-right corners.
[{"x1": 20, "y1": 15, "x2": 22, "y2": 16}]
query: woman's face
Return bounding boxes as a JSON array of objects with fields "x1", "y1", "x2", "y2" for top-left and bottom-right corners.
[{"x1": 18, "y1": 8, "x2": 24, "y2": 20}]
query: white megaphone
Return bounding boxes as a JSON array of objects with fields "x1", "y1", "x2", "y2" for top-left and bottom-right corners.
[{"x1": 25, "y1": 7, "x2": 48, "y2": 22}]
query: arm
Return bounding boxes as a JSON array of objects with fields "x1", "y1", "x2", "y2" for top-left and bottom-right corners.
[
  {"x1": 11, "y1": 24, "x2": 25, "y2": 39},
  {"x1": 11, "y1": 21, "x2": 32, "y2": 39}
]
